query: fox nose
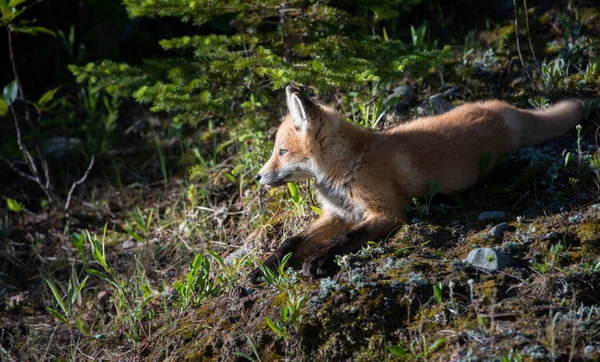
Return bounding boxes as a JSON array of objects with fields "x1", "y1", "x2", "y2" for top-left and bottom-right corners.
[{"x1": 255, "y1": 173, "x2": 262, "y2": 181}]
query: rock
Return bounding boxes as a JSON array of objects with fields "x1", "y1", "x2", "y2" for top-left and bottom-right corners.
[
  {"x1": 478, "y1": 211, "x2": 506, "y2": 222},
  {"x1": 417, "y1": 94, "x2": 454, "y2": 116},
  {"x1": 122, "y1": 240, "x2": 138, "y2": 249},
  {"x1": 230, "y1": 285, "x2": 254, "y2": 298},
  {"x1": 464, "y1": 248, "x2": 515, "y2": 271},
  {"x1": 542, "y1": 231, "x2": 561, "y2": 241},
  {"x1": 488, "y1": 222, "x2": 509, "y2": 241},
  {"x1": 391, "y1": 85, "x2": 415, "y2": 98},
  {"x1": 443, "y1": 87, "x2": 461, "y2": 99},
  {"x1": 224, "y1": 246, "x2": 249, "y2": 265},
  {"x1": 42, "y1": 137, "x2": 83, "y2": 158}
]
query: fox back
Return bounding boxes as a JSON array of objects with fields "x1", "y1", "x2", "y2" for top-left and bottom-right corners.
[{"x1": 249, "y1": 87, "x2": 591, "y2": 280}]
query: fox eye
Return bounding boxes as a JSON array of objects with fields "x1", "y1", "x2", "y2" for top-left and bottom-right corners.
[{"x1": 279, "y1": 148, "x2": 288, "y2": 156}]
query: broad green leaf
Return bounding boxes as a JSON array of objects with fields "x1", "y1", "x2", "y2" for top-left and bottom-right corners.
[
  {"x1": 46, "y1": 307, "x2": 68, "y2": 325},
  {"x1": 0, "y1": 99, "x2": 7, "y2": 116},
  {"x1": 13, "y1": 26, "x2": 56, "y2": 37},
  {"x1": 387, "y1": 345, "x2": 407, "y2": 358},
  {"x1": 45, "y1": 279, "x2": 67, "y2": 316},
  {"x1": 266, "y1": 318, "x2": 284, "y2": 337},
  {"x1": 281, "y1": 305, "x2": 289, "y2": 321},
  {"x1": 564, "y1": 152, "x2": 572, "y2": 167},
  {"x1": 191, "y1": 252, "x2": 204, "y2": 274},
  {"x1": 310, "y1": 205, "x2": 322, "y2": 215},
  {"x1": 8, "y1": 0, "x2": 28, "y2": 7},
  {"x1": 141, "y1": 283, "x2": 152, "y2": 299},
  {"x1": 287, "y1": 182, "x2": 300, "y2": 203},
  {"x1": 37, "y1": 86, "x2": 61, "y2": 107},
  {"x1": 426, "y1": 337, "x2": 446, "y2": 355},
  {"x1": 277, "y1": 253, "x2": 292, "y2": 277},
  {"x1": 7, "y1": 198, "x2": 24, "y2": 213},
  {"x1": 71, "y1": 232, "x2": 85, "y2": 257},
  {"x1": 2, "y1": 79, "x2": 17, "y2": 105}
]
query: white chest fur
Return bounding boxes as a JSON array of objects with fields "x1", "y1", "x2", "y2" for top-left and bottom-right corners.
[{"x1": 315, "y1": 180, "x2": 366, "y2": 224}]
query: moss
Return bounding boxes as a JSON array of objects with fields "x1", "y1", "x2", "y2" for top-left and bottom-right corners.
[
  {"x1": 575, "y1": 220, "x2": 600, "y2": 255},
  {"x1": 476, "y1": 279, "x2": 499, "y2": 302}
]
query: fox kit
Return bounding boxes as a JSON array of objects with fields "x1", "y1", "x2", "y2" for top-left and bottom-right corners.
[{"x1": 248, "y1": 86, "x2": 590, "y2": 282}]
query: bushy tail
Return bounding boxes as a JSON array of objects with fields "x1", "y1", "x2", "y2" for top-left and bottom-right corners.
[{"x1": 519, "y1": 99, "x2": 593, "y2": 148}]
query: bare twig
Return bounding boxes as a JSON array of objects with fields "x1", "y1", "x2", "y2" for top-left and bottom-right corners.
[
  {"x1": 6, "y1": 27, "x2": 54, "y2": 204},
  {"x1": 6, "y1": 26, "x2": 32, "y2": 125},
  {"x1": 522, "y1": 0, "x2": 537, "y2": 63},
  {"x1": 512, "y1": 0, "x2": 526, "y2": 69},
  {"x1": 1, "y1": 158, "x2": 38, "y2": 182},
  {"x1": 65, "y1": 155, "x2": 95, "y2": 211}
]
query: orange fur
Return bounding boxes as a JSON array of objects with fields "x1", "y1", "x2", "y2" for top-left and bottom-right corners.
[{"x1": 248, "y1": 87, "x2": 590, "y2": 281}]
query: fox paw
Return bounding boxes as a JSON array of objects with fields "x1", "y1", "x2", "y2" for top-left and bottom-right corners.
[{"x1": 302, "y1": 250, "x2": 337, "y2": 278}]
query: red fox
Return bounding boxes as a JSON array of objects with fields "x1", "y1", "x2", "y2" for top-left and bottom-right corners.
[{"x1": 248, "y1": 86, "x2": 591, "y2": 282}]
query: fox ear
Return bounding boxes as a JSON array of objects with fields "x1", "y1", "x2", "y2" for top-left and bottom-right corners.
[{"x1": 286, "y1": 86, "x2": 316, "y2": 131}]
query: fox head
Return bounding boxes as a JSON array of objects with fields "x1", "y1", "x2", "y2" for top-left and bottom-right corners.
[{"x1": 255, "y1": 86, "x2": 325, "y2": 187}]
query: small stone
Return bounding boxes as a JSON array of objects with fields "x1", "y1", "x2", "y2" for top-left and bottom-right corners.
[
  {"x1": 416, "y1": 94, "x2": 454, "y2": 116},
  {"x1": 391, "y1": 85, "x2": 415, "y2": 97},
  {"x1": 224, "y1": 247, "x2": 249, "y2": 265},
  {"x1": 464, "y1": 248, "x2": 515, "y2": 271},
  {"x1": 488, "y1": 222, "x2": 509, "y2": 241},
  {"x1": 478, "y1": 211, "x2": 506, "y2": 221},
  {"x1": 42, "y1": 137, "x2": 83, "y2": 158},
  {"x1": 122, "y1": 240, "x2": 137, "y2": 249},
  {"x1": 542, "y1": 231, "x2": 561, "y2": 241},
  {"x1": 443, "y1": 87, "x2": 461, "y2": 99},
  {"x1": 230, "y1": 286, "x2": 253, "y2": 298}
]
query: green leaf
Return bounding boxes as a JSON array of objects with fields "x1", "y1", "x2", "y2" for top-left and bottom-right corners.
[
  {"x1": 2, "y1": 79, "x2": 18, "y2": 106},
  {"x1": 7, "y1": 198, "x2": 24, "y2": 213},
  {"x1": 310, "y1": 205, "x2": 322, "y2": 215},
  {"x1": 46, "y1": 307, "x2": 68, "y2": 325},
  {"x1": 287, "y1": 182, "x2": 301, "y2": 203},
  {"x1": 146, "y1": 208, "x2": 153, "y2": 231},
  {"x1": 13, "y1": 26, "x2": 56, "y2": 37},
  {"x1": 86, "y1": 268, "x2": 119, "y2": 289},
  {"x1": 206, "y1": 250, "x2": 225, "y2": 268},
  {"x1": 45, "y1": 279, "x2": 67, "y2": 317},
  {"x1": 266, "y1": 317, "x2": 284, "y2": 338},
  {"x1": 8, "y1": 0, "x2": 28, "y2": 7},
  {"x1": 564, "y1": 152, "x2": 572, "y2": 167},
  {"x1": 71, "y1": 232, "x2": 85, "y2": 257},
  {"x1": 191, "y1": 252, "x2": 204, "y2": 275},
  {"x1": 281, "y1": 305, "x2": 289, "y2": 322},
  {"x1": 278, "y1": 252, "x2": 292, "y2": 275},
  {"x1": 0, "y1": 98, "x2": 7, "y2": 116},
  {"x1": 387, "y1": 345, "x2": 407, "y2": 358},
  {"x1": 37, "y1": 87, "x2": 61, "y2": 107},
  {"x1": 426, "y1": 337, "x2": 446, "y2": 356},
  {"x1": 71, "y1": 276, "x2": 89, "y2": 306},
  {"x1": 433, "y1": 282, "x2": 443, "y2": 304}
]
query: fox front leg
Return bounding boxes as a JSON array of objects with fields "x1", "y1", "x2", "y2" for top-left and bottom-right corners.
[
  {"x1": 248, "y1": 213, "x2": 349, "y2": 284},
  {"x1": 301, "y1": 215, "x2": 399, "y2": 277}
]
